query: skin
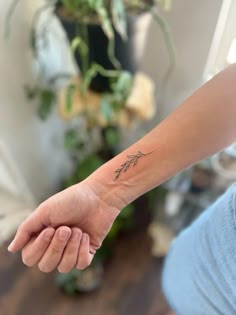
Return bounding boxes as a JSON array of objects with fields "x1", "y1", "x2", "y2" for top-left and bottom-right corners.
[{"x1": 8, "y1": 64, "x2": 236, "y2": 280}]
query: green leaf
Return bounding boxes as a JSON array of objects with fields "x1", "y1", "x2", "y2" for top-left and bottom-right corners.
[
  {"x1": 65, "y1": 84, "x2": 76, "y2": 113},
  {"x1": 64, "y1": 282, "x2": 77, "y2": 295},
  {"x1": 106, "y1": 222, "x2": 121, "y2": 240},
  {"x1": 71, "y1": 36, "x2": 88, "y2": 55},
  {"x1": 64, "y1": 177, "x2": 77, "y2": 188},
  {"x1": 81, "y1": 63, "x2": 98, "y2": 93},
  {"x1": 24, "y1": 85, "x2": 38, "y2": 100},
  {"x1": 87, "y1": 0, "x2": 97, "y2": 8},
  {"x1": 109, "y1": 71, "x2": 133, "y2": 109},
  {"x1": 95, "y1": 243, "x2": 113, "y2": 262},
  {"x1": 55, "y1": 271, "x2": 75, "y2": 287},
  {"x1": 95, "y1": 0, "x2": 114, "y2": 39},
  {"x1": 81, "y1": 63, "x2": 119, "y2": 93},
  {"x1": 156, "y1": 0, "x2": 173, "y2": 11},
  {"x1": 100, "y1": 97, "x2": 113, "y2": 122},
  {"x1": 111, "y1": 0, "x2": 127, "y2": 40},
  {"x1": 104, "y1": 128, "x2": 120, "y2": 148},
  {"x1": 77, "y1": 155, "x2": 104, "y2": 180},
  {"x1": 119, "y1": 203, "x2": 135, "y2": 219},
  {"x1": 64, "y1": 129, "x2": 78, "y2": 150},
  {"x1": 61, "y1": 0, "x2": 75, "y2": 13},
  {"x1": 106, "y1": 204, "x2": 135, "y2": 240},
  {"x1": 108, "y1": 37, "x2": 121, "y2": 70},
  {"x1": 71, "y1": 36, "x2": 82, "y2": 53},
  {"x1": 112, "y1": 71, "x2": 133, "y2": 95},
  {"x1": 38, "y1": 89, "x2": 55, "y2": 120}
]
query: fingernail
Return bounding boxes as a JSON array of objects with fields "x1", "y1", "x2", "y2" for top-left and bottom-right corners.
[
  {"x1": 71, "y1": 230, "x2": 81, "y2": 241},
  {"x1": 44, "y1": 229, "x2": 54, "y2": 241},
  {"x1": 8, "y1": 243, "x2": 14, "y2": 252},
  {"x1": 59, "y1": 228, "x2": 70, "y2": 241},
  {"x1": 83, "y1": 234, "x2": 87, "y2": 242}
]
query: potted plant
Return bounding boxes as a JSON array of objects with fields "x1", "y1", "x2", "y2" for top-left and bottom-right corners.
[
  {"x1": 7, "y1": 0, "x2": 175, "y2": 124},
  {"x1": 6, "y1": 0, "x2": 175, "y2": 294}
]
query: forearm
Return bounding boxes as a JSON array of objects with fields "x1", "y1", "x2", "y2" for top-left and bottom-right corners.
[{"x1": 87, "y1": 64, "x2": 236, "y2": 210}]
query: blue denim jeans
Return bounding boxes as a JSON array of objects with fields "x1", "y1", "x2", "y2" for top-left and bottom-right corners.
[{"x1": 162, "y1": 184, "x2": 236, "y2": 315}]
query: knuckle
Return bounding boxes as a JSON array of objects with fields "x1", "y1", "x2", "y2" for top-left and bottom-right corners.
[
  {"x1": 66, "y1": 246, "x2": 78, "y2": 256},
  {"x1": 51, "y1": 244, "x2": 63, "y2": 254},
  {"x1": 38, "y1": 237, "x2": 52, "y2": 249},
  {"x1": 38, "y1": 201, "x2": 48, "y2": 212},
  {"x1": 71, "y1": 227, "x2": 82, "y2": 237},
  {"x1": 71, "y1": 234, "x2": 82, "y2": 244},
  {"x1": 37, "y1": 202, "x2": 50, "y2": 221}
]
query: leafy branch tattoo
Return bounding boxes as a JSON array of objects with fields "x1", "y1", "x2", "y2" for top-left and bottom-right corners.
[{"x1": 114, "y1": 151, "x2": 153, "y2": 181}]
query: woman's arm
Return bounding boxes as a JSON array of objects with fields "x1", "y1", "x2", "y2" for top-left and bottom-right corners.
[
  {"x1": 8, "y1": 64, "x2": 236, "y2": 273},
  {"x1": 87, "y1": 64, "x2": 236, "y2": 210}
]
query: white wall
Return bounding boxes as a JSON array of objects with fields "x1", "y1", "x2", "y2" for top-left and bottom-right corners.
[
  {"x1": 140, "y1": 0, "x2": 223, "y2": 118},
  {"x1": 121, "y1": 0, "x2": 223, "y2": 147},
  {"x1": 0, "y1": 1, "x2": 72, "y2": 203}
]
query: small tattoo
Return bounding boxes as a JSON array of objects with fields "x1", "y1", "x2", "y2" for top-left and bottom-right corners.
[{"x1": 114, "y1": 151, "x2": 152, "y2": 181}]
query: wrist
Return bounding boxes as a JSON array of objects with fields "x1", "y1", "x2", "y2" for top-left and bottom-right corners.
[{"x1": 84, "y1": 173, "x2": 129, "y2": 212}]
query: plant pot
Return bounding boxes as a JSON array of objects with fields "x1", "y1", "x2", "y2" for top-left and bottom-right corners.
[
  {"x1": 56, "y1": 11, "x2": 147, "y2": 92},
  {"x1": 56, "y1": 262, "x2": 104, "y2": 294},
  {"x1": 75, "y1": 262, "x2": 104, "y2": 293}
]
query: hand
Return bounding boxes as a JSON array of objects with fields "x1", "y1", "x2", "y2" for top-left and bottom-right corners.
[
  {"x1": 21, "y1": 226, "x2": 88, "y2": 273},
  {"x1": 8, "y1": 180, "x2": 121, "y2": 272}
]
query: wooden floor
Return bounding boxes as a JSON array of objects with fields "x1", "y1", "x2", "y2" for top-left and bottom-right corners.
[{"x1": 0, "y1": 230, "x2": 171, "y2": 315}]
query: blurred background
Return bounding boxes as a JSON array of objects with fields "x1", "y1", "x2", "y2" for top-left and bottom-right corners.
[{"x1": 1, "y1": 0, "x2": 236, "y2": 314}]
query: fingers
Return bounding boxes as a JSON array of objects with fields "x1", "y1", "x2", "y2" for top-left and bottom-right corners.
[
  {"x1": 22, "y1": 227, "x2": 55, "y2": 267},
  {"x1": 57, "y1": 228, "x2": 82, "y2": 273},
  {"x1": 18, "y1": 226, "x2": 94, "y2": 273},
  {"x1": 76, "y1": 234, "x2": 94, "y2": 270},
  {"x1": 38, "y1": 226, "x2": 71, "y2": 273},
  {"x1": 8, "y1": 208, "x2": 47, "y2": 253}
]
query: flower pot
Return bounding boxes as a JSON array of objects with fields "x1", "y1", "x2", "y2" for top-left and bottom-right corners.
[
  {"x1": 56, "y1": 262, "x2": 104, "y2": 294},
  {"x1": 56, "y1": 11, "x2": 149, "y2": 92},
  {"x1": 75, "y1": 262, "x2": 104, "y2": 293}
]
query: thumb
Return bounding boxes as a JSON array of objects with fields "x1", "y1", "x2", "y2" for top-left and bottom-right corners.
[{"x1": 8, "y1": 210, "x2": 46, "y2": 252}]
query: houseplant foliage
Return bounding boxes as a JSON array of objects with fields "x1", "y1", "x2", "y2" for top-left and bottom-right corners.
[
  {"x1": 7, "y1": 0, "x2": 175, "y2": 294},
  {"x1": 7, "y1": 0, "x2": 175, "y2": 122}
]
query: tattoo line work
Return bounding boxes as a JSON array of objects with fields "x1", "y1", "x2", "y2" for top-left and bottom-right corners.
[{"x1": 114, "y1": 151, "x2": 153, "y2": 181}]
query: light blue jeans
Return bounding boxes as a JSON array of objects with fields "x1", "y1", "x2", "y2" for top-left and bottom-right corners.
[{"x1": 162, "y1": 184, "x2": 236, "y2": 315}]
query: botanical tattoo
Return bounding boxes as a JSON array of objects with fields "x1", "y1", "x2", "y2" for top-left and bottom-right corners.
[{"x1": 114, "y1": 151, "x2": 153, "y2": 181}]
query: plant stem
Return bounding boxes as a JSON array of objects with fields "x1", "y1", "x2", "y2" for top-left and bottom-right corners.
[
  {"x1": 108, "y1": 37, "x2": 122, "y2": 70},
  {"x1": 79, "y1": 23, "x2": 89, "y2": 77},
  {"x1": 5, "y1": 0, "x2": 21, "y2": 39},
  {"x1": 151, "y1": 7, "x2": 176, "y2": 90}
]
